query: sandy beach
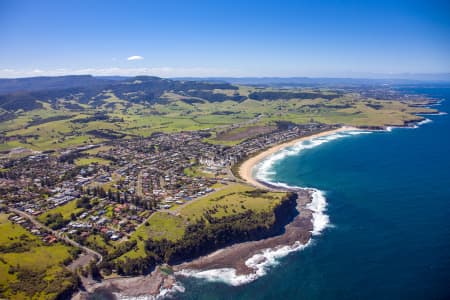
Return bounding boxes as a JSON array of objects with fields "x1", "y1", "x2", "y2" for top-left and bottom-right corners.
[
  {"x1": 239, "y1": 126, "x2": 357, "y2": 189},
  {"x1": 174, "y1": 128, "x2": 360, "y2": 280}
]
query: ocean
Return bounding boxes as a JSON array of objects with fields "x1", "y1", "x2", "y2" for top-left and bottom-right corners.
[{"x1": 175, "y1": 86, "x2": 450, "y2": 300}]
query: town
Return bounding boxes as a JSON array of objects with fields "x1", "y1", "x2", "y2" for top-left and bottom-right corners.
[{"x1": 0, "y1": 123, "x2": 335, "y2": 257}]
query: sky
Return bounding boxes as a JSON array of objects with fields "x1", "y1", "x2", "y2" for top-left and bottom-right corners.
[{"x1": 0, "y1": 0, "x2": 449, "y2": 78}]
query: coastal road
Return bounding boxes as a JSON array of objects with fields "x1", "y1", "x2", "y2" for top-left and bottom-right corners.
[{"x1": 8, "y1": 207, "x2": 103, "y2": 265}]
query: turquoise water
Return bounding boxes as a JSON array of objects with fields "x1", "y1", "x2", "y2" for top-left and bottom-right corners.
[{"x1": 177, "y1": 86, "x2": 450, "y2": 299}]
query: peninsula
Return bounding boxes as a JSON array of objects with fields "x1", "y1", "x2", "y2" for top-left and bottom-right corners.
[{"x1": 0, "y1": 76, "x2": 441, "y2": 299}]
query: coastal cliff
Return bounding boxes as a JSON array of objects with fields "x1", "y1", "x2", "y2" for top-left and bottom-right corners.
[{"x1": 146, "y1": 191, "x2": 299, "y2": 265}]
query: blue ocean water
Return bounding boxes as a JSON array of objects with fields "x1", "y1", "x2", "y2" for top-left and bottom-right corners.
[{"x1": 177, "y1": 86, "x2": 450, "y2": 300}]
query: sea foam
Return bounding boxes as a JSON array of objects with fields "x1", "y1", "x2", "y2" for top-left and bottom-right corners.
[
  {"x1": 254, "y1": 130, "x2": 371, "y2": 184},
  {"x1": 177, "y1": 120, "x2": 442, "y2": 288},
  {"x1": 177, "y1": 130, "x2": 368, "y2": 286},
  {"x1": 176, "y1": 185, "x2": 326, "y2": 286},
  {"x1": 416, "y1": 118, "x2": 432, "y2": 126},
  {"x1": 114, "y1": 281, "x2": 185, "y2": 300},
  {"x1": 177, "y1": 240, "x2": 311, "y2": 286}
]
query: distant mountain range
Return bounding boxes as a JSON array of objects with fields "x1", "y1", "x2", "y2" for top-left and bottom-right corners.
[
  {"x1": 0, "y1": 75, "x2": 240, "y2": 112},
  {"x1": 174, "y1": 74, "x2": 450, "y2": 86},
  {"x1": 0, "y1": 74, "x2": 447, "y2": 113}
]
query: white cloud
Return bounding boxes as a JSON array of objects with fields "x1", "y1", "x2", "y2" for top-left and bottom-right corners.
[{"x1": 127, "y1": 55, "x2": 144, "y2": 61}]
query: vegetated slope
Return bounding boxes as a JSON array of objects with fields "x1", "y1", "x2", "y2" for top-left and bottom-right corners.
[
  {"x1": 102, "y1": 184, "x2": 298, "y2": 275},
  {"x1": 0, "y1": 75, "x2": 345, "y2": 112},
  {"x1": 0, "y1": 75, "x2": 115, "y2": 94},
  {"x1": 0, "y1": 76, "x2": 241, "y2": 112},
  {"x1": 0, "y1": 75, "x2": 437, "y2": 152},
  {"x1": 0, "y1": 213, "x2": 79, "y2": 299}
]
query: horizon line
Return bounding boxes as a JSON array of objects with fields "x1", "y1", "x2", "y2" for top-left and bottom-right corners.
[{"x1": 1, "y1": 73, "x2": 450, "y2": 82}]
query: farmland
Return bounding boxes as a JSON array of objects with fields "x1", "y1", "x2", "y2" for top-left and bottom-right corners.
[
  {"x1": 0, "y1": 76, "x2": 437, "y2": 152},
  {"x1": 0, "y1": 213, "x2": 78, "y2": 299}
]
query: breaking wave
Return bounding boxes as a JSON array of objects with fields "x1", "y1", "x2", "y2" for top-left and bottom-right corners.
[
  {"x1": 177, "y1": 240, "x2": 311, "y2": 286},
  {"x1": 177, "y1": 130, "x2": 370, "y2": 287},
  {"x1": 114, "y1": 282, "x2": 185, "y2": 300},
  {"x1": 254, "y1": 129, "x2": 371, "y2": 184},
  {"x1": 177, "y1": 119, "x2": 442, "y2": 289}
]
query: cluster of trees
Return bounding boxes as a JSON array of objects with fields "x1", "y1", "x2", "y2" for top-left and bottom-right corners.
[
  {"x1": 248, "y1": 91, "x2": 339, "y2": 101},
  {"x1": 101, "y1": 256, "x2": 155, "y2": 276},
  {"x1": 42, "y1": 212, "x2": 69, "y2": 230},
  {"x1": 86, "y1": 129, "x2": 126, "y2": 139},
  {"x1": 93, "y1": 240, "x2": 156, "y2": 276},
  {"x1": 25, "y1": 115, "x2": 72, "y2": 128},
  {"x1": 181, "y1": 90, "x2": 246, "y2": 102},
  {"x1": 5, "y1": 266, "x2": 79, "y2": 299},
  {"x1": 71, "y1": 112, "x2": 110, "y2": 123},
  {"x1": 76, "y1": 196, "x2": 92, "y2": 209},
  {"x1": 82, "y1": 185, "x2": 156, "y2": 211},
  {"x1": 59, "y1": 151, "x2": 85, "y2": 164},
  {"x1": 0, "y1": 240, "x2": 31, "y2": 254},
  {"x1": 180, "y1": 98, "x2": 204, "y2": 104},
  {"x1": 61, "y1": 166, "x2": 90, "y2": 180},
  {"x1": 366, "y1": 102, "x2": 383, "y2": 110}
]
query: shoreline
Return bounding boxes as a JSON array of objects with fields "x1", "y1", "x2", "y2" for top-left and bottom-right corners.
[
  {"x1": 79, "y1": 127, "x2": 358, "y2": 298},
  {"x1": 80, "y1": 123, "x2": 435, "y2": 298},
  {"x1": 173, "y1": 188, "x2": 314, "y2": 283},
  {"x1": 239, "y1": 126, "x2": 358, "y2": 190},
  {"x1": 172, "y1": 127, "x2": 362, "y2": 285},
  {"x1": 75, "y1": 190, "x2": 316, "y2": 299}
]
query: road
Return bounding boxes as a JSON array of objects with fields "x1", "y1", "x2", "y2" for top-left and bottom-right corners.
[{"x1": 9, "y1": 207, "x2": 103, "y2": 265}]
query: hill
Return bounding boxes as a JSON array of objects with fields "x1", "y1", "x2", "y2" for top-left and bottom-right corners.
[{"x1": 0, "y1": 75, "x2": 438, "y2": 152}]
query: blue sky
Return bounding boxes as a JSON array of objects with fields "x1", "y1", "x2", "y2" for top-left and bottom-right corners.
[{"x1": 0, "y1": 0, "x2": 449, "y2": 78}]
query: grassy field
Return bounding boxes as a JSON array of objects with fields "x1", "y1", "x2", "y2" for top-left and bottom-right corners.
[
  {"x1": 75, "y1": 156, "x2": 111, "y2": 166},
  {"x1": 0, "y1": 86, "x2": 436, "y2": 152},
  {"x1": 115, "y1": 183, "x2": 287, "y2": 260},
  {"x1": 82, "y1": 145, "x2": 113, "y2": 155},
  {"x1": 0, "y1": 213, "x2": 77, "y2": 300},
  {"x1": 136, "y1": 212, "x2": 186, "y2": 242},
  {"x1": 183, "y1": 165, "x2": 214, "y2": 178},
  {"x1": 84, "y1": 234, "x2": 117, "y2": 255},
  {"x1": 179, "y1": 183, "x2": 285, "y2": 220},
  {"x1": 38, "y1": 199, "x2": 85, "y2": 223}
]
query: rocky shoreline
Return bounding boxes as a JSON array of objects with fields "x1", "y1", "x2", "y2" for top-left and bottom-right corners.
[
  {"x1": 173, "y1": 188, "x2": 313, "y2": 275},
  {"x1": 74, "y1": 188, "x2": 314, "y2": 299},
  {"x1": 73, "y1": 267, "x2": 179, "y2": 299},
  {"x1": 72, "y1": 128, "x2": 340, "y2": 299},
  {"x1": 70, "y1": 107, "x2": 443, "y2": 299}
]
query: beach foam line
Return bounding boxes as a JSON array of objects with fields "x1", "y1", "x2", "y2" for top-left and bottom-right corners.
[
  {"x1": 308, "y1": 189, "x2": 330, "y2": 235},
  {"x1": 176, "y1": 186, "x2": 328, "y2": 287},
  {"x1": 114, "y1": 281, "x2": 185, "y2": 300},
  {"x1": 385, "y1": 119, "x2": 431, "y2": 132},
  {"x1": 417, "y1": 112, "x2": 447, "y2": 116},
  {"x1": 178, "y1": 130, "x2": 370, "y2": 287},
  {"x1": 417, "y1": 118, "x2": 432, "y2": 126},
  {"x1": 258, "y1": 182, "x2": 331, "y2": 235},
  {"x1": 177, "y1": 240, "x2": 312, "y2": 287},
  {"x1": 177, "y1": 122, "x2": 437, "y2": 288},
  {"x1": 254, "y1": 130, "x2": 371, "y2": 184}
]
